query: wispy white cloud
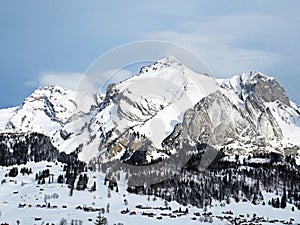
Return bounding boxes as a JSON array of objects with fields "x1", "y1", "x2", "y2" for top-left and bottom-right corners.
[
  {"x1": 142, "y1": 13, "x2": 287, "y2": 77},
  {"x1": 23, "y1": 81, "x2": 37, "y2": 87},
  {"x1": 76, "y1": 69, "x2": 132, "y2": 93},
  {"x1": 35, "y1": 69, "x2": 132, "y2": 93},
  {"x1": 39, "y1": 72, "x2": 84, "y2": 90}
]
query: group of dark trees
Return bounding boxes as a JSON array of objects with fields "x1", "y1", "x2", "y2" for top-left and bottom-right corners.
[
  {"x1": 59, "y1": 218, "x2": 83, "y2": 225},
  {"x1": 94, "y1": 211, "x2": 108, "y2": 225},
  {"x1": 40, "y1": 160, "x2": 97, "y2": 195},
  {"x1": 76, "y1": 173, "x2": 89, "y2": 190},
  {"x1": 8, "y1": 167, "x2": 18, "y2": 177},
  {"x1": 0, "y1": 132, "x2": 96, "y2": 194},
  {"x1": 0, "y1": 132, "x2": 80, "y2": 166},
  {"x1": 97, "y1": 148, "x2": 300, "y2": 211},
  {"x1": 0, "y1": 133, "x2": 59, "y2": 166},
  {"x1": 126, "y1": 166, "x2": 265, "y2": 208},
  {"x1": 141, "y1": 152, "x2": 299, "y2": 210},
  {"x1": 20, "y1": 166, "x2": 32, "y2": 175},
  {"x1": 62, "y1": 160, "x2": 90, "y2": 195},
  {"x1": 5, "y1": 166, "x2": 32, "y2": 178},
  {"x1": 35, "y1": 168, "x2": 54, "y2": 184},
  {"x1": 104, "y1": 177, "x2": 119, "y2": 192}
]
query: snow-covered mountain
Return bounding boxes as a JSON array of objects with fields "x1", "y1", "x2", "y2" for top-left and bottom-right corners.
[
  {"x1": 75, "y1": 56, "x2": 219, "y2": 162},
  {"x1": 0, "y1": 57, "x2": 299, "y2": 165},
  {"x1": 0, "y1": 85, "x2": 100, "y2": 135}
]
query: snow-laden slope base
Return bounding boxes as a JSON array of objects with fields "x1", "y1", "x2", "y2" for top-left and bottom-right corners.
[{"x1": 0, "y1": 161, "x2": 299, "y2": 225}]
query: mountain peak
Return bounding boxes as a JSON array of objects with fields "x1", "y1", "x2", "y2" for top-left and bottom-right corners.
[
  {"x1": 243, "y1": 71, "x2": 275, "y2": 84},
  {"x1": 157, "y1": 55, "x2": 182, "y2": 65},
  {"x1": 219, "y1": 71, "x2": 290, "y2": 106},
  {"x1": 26, "y1": 85, "x2": 69, "y2": 102},
  {"x1": 138, "y1": 56, "x2": 183, "y2": 75}
]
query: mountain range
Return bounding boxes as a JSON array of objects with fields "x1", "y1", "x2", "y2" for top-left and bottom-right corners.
[{"x1": 0, "y1": 56, "x2": 299, "y2": 166}]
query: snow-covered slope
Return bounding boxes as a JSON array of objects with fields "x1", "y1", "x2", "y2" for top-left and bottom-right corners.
[
  {"x1": 265, "y1": 101, "x2": 300, "y2": 146},
  {"x1": 0, "y1": 107, "x2": 18, "y2": 129}
]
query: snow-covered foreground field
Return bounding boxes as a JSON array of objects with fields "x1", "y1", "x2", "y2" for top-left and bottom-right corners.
[{"x1": 0, "y1": 161, "x2": 299, "y2": 225}]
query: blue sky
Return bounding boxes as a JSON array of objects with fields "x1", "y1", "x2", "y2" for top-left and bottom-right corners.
[{"x1": 0, "y1": 0, "x2": 300, "y2": 108}]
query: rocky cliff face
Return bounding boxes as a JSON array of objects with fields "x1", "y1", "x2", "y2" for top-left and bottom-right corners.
[
  {"x1": 220, "y1": 71, "x2": 290, "y2": 106},
  {"x1": 162, "y1": 89, "x2": 286, "y2": 157},
  {"x1": 243, "y1": 72, "x2": 290, "y2": 106}
]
